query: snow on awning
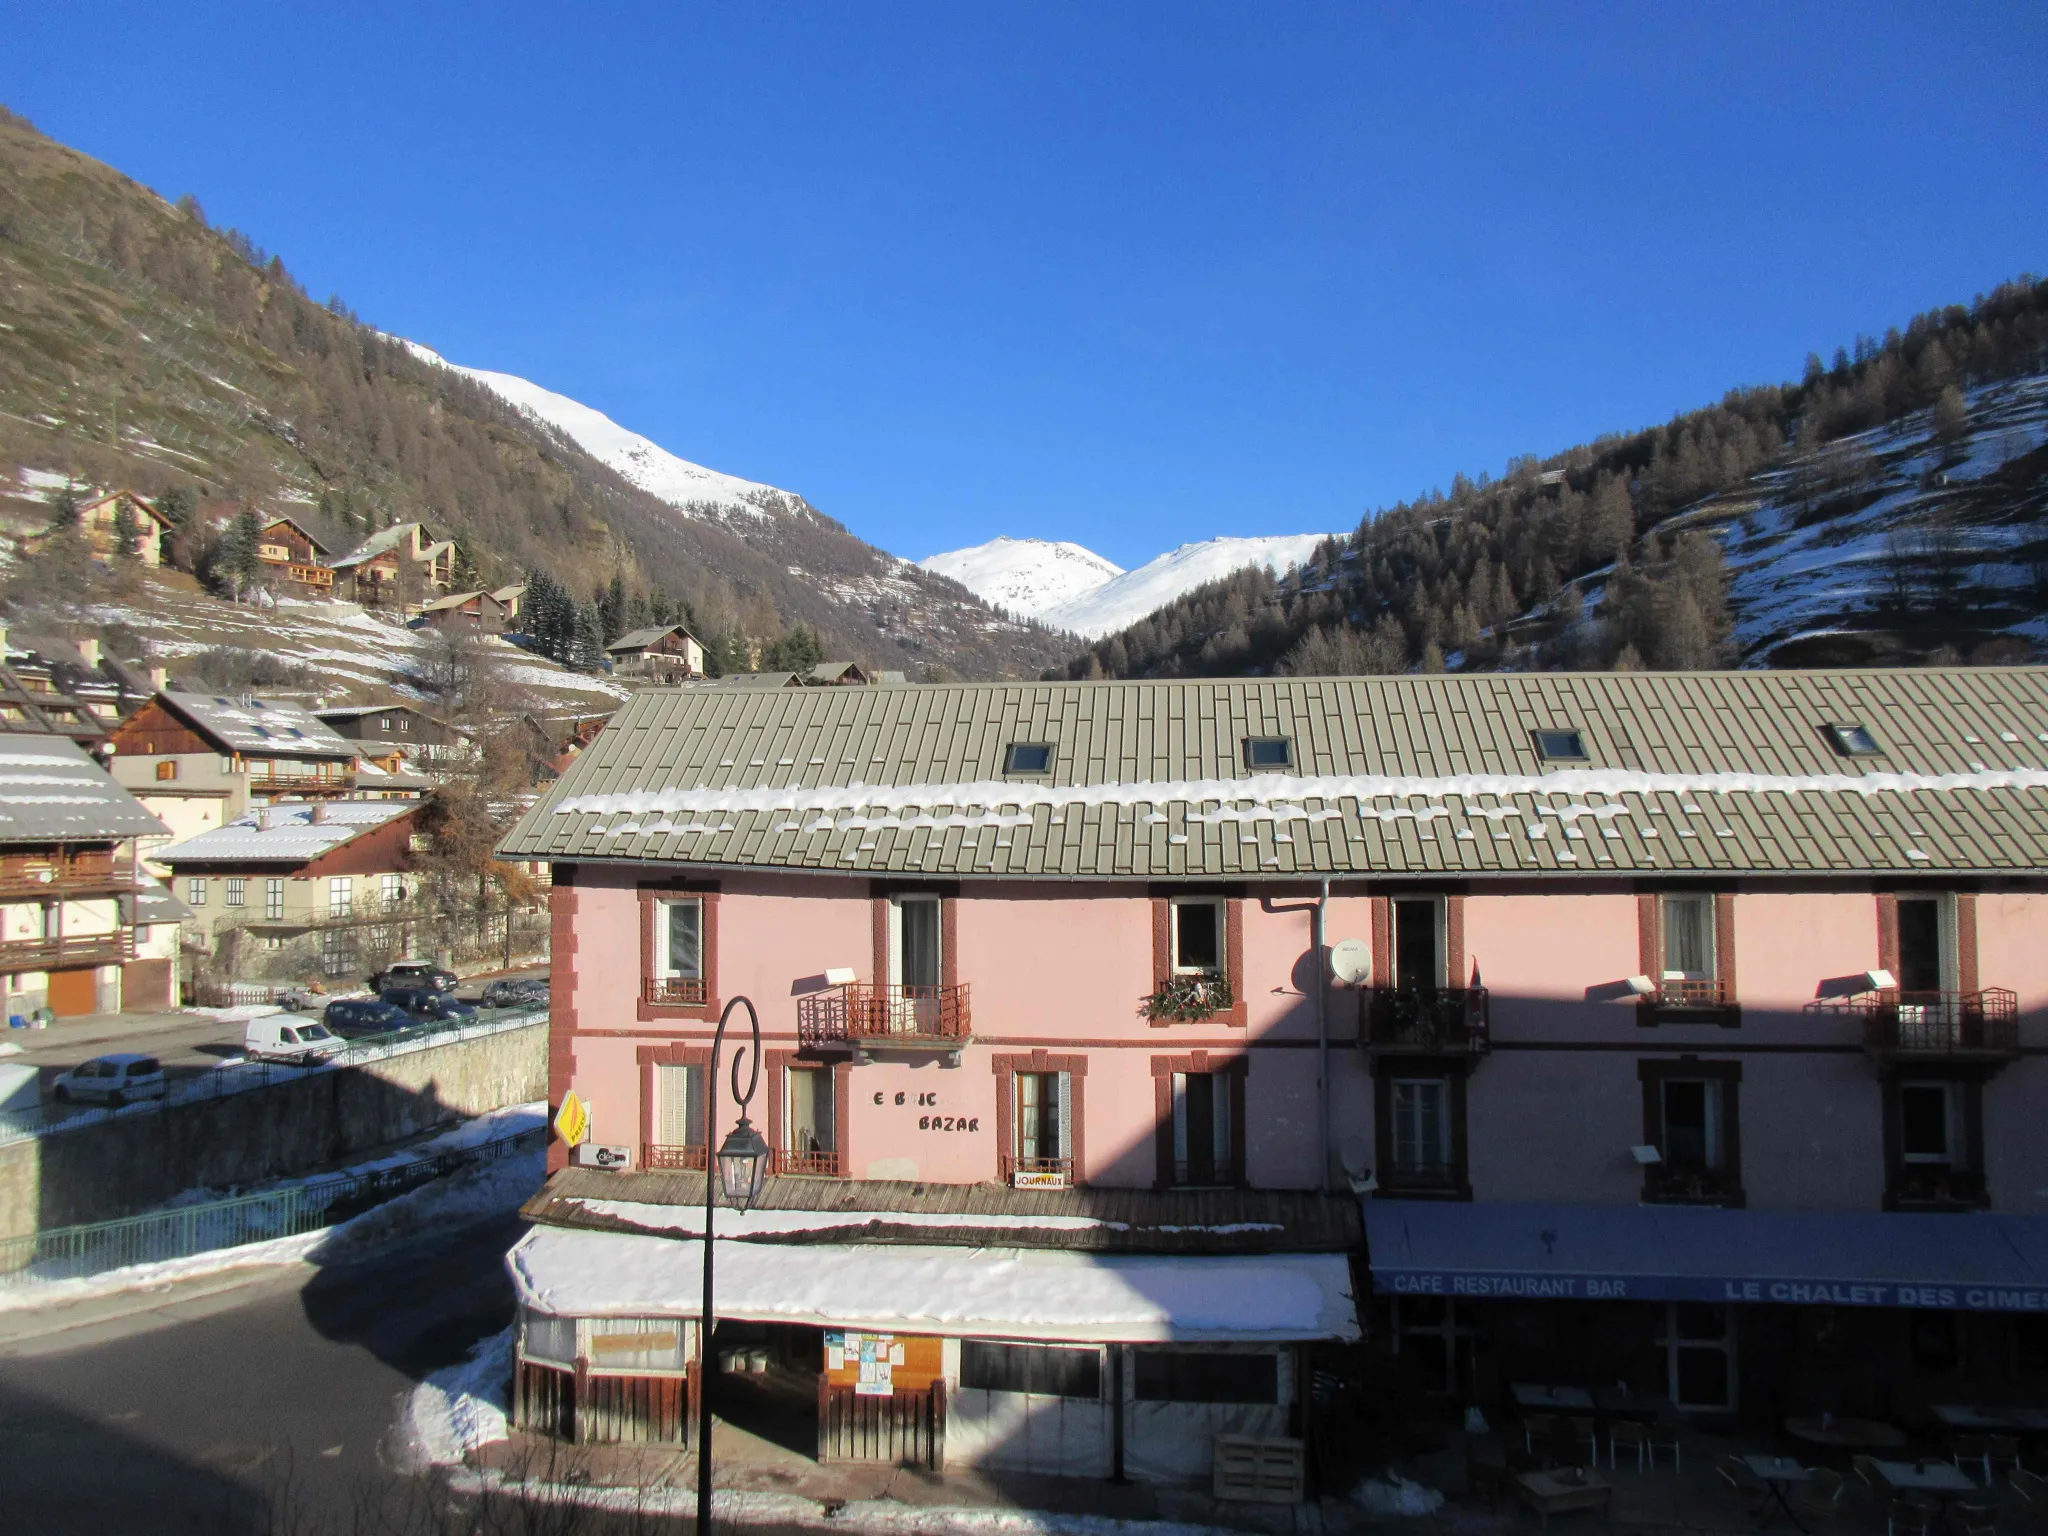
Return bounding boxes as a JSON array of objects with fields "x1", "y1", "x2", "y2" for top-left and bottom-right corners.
[{"x1": 507, "y1": 1227, "x2": 1359, "y2": 1344}]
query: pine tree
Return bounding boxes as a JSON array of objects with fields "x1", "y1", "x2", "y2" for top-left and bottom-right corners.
[
  {"x1": 45, "y1": 482, "x2": 81, "y2": 529},
  {"x1": 110, "y1": 497, "x2": 140, "y2": 560},
  {"x1": 1932, "y1": 384, "x2": 1969, "y2": 445}
]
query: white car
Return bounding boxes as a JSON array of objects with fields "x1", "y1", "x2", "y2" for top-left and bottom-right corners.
[
  {"x1": 52, "y1": 1053, "x2": 168, "y2": 1107},
  {"x1": 243, "y1": 1017, "x2": 346, "y2": 1066}
]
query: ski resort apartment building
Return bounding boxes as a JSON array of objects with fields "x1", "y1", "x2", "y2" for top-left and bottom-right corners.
[
  {"x1": 498, "y1": 670, "x2": 2048, "y2": 1482},
  {"x1": 0, "y1": 734, "x2": 183, "y2": 1017}
]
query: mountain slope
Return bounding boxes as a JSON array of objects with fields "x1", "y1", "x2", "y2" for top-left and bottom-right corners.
[
  {"x1": 1042, "y1": 533, "x2": 1335, "y2": 639},
  {"x1": 916, "y1": 536, "x2": 1123, "y2": 620},
  {"x1": 0, "y1": 107, "x2": 1069, "y2": 680},
  {"x1": 1054, "y1": 277, "x2": 2048, "y2": 680}
]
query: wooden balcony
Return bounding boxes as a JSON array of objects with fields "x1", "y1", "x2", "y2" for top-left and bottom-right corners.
[
  {"x1": 244, "y1": 765, "x2": 356, "y2": 795},
  {"x1": 644, "y1": 1143, "x2": 707, "y2": 1172},
  {"x1": 1858, "y1": 990, "x2": 2019, "y2": 1063},
  {"x1": 1642, "y1": 1162, "x2": 1744, "y2": 1207},
  {"x1": 644, "y1": 975, "x2": 709, "y2": 1008},
  {"x1": 797, "y1": 982, "x2": 971, "y2": 1062},
  {"x1": 772, "y1": 1147, "x2": 843, "y2": 1178},
  {"x1": 0, "y1": 931, "x2": 136, "y2": 970},
  {"x1": 0, "y1": 851, "x2": 137, "y2": 898},
  {"x1": 1637, "y1": 977, "x2": 1742, "y2": 1028},
  {"x1": 1001, "y1": 1154, "x2": 1073, "y2": 1189},
  {"x1": 1362, "y1": 986, "x2": 1490, "y2": 1055}
]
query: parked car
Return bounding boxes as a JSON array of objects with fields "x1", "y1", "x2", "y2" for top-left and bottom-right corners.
[
  {"x1": 379, "y1": 988, "x2": 478, "y2": 1025},
  {"x1": 481, "y1": 977, "x2": 549, "y2": 1009},
  {"x1": 369, "y1": 960, "x2": 458, "y2": 994},
  {"x1": 321, "y1": 997, "x2": 414, "y2": 1040},
  {"x1": 243, "y1": 1016, "x2": 346, "y2": 1066},
  {"x1": 52, "y1": 1053, "x2": 167, "y2": 1107}
]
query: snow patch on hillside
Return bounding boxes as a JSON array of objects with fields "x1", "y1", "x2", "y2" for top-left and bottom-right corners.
[
  {"x1": 401, "y1": 341, "x2": 787, "y2": 520},
  {"x1": 1044, "y1": 534, "x2": 1335, "y2": 639},
  {"x1": 917, "y1": 536, "x2": 1124, "y2": 621}
]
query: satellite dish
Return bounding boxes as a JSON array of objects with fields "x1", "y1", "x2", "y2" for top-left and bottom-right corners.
[{"x1": 1329, "y1": 938, "x2": 1371, "y2": 985}]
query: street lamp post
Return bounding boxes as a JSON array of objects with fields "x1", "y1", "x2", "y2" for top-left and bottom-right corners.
[{"x1": 698, "y1": 996, "x2": 768, "y2": 1536}]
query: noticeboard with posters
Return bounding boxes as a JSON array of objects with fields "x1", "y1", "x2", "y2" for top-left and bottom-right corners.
[{"x1": 823, "y1": 1330, "x2": 944, "y2": 1397}]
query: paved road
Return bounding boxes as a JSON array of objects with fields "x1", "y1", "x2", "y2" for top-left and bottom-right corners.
[{"x1": 0, "y1": 1217, "x2": 524, "y2": 1534}]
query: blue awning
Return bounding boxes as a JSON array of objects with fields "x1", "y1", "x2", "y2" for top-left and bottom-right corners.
[{"x1": 1362, "y1": 1200, "x2": 2048, "y2": 1313}]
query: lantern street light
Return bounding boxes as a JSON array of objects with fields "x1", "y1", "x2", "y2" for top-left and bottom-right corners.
[{"x1": 698, "y1": 995, "x2": 765, "y2": 1536}]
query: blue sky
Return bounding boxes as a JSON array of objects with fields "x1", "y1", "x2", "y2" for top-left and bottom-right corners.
[{"x1": 8, "y1": 4, "x2": 2047, "y2": 568}]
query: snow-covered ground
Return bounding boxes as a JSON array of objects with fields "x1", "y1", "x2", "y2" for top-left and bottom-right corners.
[
  {"x1": 402, "y1": 341, "x2": 794, "y2": 521},
  {"x1": 917, "y1": 537, "x2": 1124, "y2": 622}
]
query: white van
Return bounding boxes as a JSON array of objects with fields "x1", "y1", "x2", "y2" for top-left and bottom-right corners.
[{"x1": 243, "y1": 1016, "x2": 346, "y2": 1066}]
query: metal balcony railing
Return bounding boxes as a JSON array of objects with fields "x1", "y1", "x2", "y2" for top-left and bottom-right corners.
[
  {"x1": 797, "y1": 982, "x2": 971, "y2": 1048},
  {"x1": 1888, "y1": 1165, "x2": 1989, "y2": 1210},
  {"x1": 772, "y1": 1147, "x2": 843, "y2": 1178},
  {"x1": 1858, "y1": 990, "x2": 2019, "y2": 1057},
  {"x1": 1642, "y1": 1161, "x2": 1743, "y2": 1206},
  {"x1": 644, "y1": 975, "x2": 708, "y2": 1007},
  {"x1": 1363, "y1": 986, "x2": 1490, "y2": 1053},
  {"x1": 643, "y1": 1143, "x2": 706, "y2": 1172},
  {"x1": 1002, "y1": 1154, "x2": 1073, "y2": 1189}
]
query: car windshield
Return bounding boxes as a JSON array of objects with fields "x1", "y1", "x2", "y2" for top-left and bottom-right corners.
[
  {"x1": 300, "y1": 1024, "x2": 332, "y2": 1040},
  {"x1": 133, "y1": 1058, "x2": 158, "y2": 1074}
]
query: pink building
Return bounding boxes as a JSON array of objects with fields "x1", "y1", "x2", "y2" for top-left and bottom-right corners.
[{"x1": 498, "y1": 670, "x2": 2048, "y2": 1477}]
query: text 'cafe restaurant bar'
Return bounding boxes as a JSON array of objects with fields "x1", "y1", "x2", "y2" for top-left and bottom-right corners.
[{"x1": 1363, "y1": 1202, "x2": 2048, "y2": 1421}]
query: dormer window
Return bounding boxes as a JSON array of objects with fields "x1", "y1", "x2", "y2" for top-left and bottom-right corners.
[
  {"x1": 1532, "y1": 728, "x2": 1588, "y2": 762},
  {"x1": 1242, "y1": 737, "x2": 1293, "y2": 770},
  {"x1": 1004, "y1": 743, "x2": 1054, "y2": 775},
  {"x1": 1826, "y1": 723, "x2": 1882, "y2": 758}
]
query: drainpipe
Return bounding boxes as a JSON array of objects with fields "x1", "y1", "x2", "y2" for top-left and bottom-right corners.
[{"x1": 1315, "y1": 878, "x2": 1331, "y2": 1193}]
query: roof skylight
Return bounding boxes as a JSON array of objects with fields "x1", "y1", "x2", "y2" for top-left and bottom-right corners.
[
  {"x1": 1825, "y1": 723, "x2": 1883, "y2": 758},
  {"x1": 1531, "y1": 728, "x2": 1588, "y2": 762},
  {"x1": 1003, "y1": 742, "x2": 1054, "y2": 775}
]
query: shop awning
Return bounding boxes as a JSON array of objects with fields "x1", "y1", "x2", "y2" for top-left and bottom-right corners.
[
  {"x1": 1363, "y1": 1200, "x2": 2048, "y2": 1313},
  {"x1": 508, "y1": 1227, "x2": 1360, "y2": 1343}
]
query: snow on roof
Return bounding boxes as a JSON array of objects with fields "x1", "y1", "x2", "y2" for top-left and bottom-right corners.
[
  {"x1": 507, "y1": 1226, "x2": 1359, "y2": 1343},
  {"x1": 159, "y1": 800, "x2": 415, "y2": 866},
  {"x1": 0, "y1": 734, "x2": 167, "y2": 844},
  {"x1": 133, "y1": 877, "x2": 195, "y2": 925},
  {"x1": 418, "y1": 590, "x2": 490, "y2": 612},
  {"x1": 160, "y1": 691, "x2": 356, "y2": 758},
  {"x1": 564, "y1": 1196, "x2": 1285, "y2": 1241},
  {"x1": 331, "y1": 522, "x2": 436, "y2": 569}
]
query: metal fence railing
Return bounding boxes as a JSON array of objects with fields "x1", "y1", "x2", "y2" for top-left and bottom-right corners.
[
  {"x1": 0, "y1": 1125, "x2": 545, "y2": 1283},
  {"x1": 0, "y1": 1005, "x2": 546, "y2": 1146}
]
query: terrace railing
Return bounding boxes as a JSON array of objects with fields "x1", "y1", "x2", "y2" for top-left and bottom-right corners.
[
  {"x1": 797, "y1": 983, "x2": 971, "y2": 1049},
  {"x1": 1362, "y1": 986, "x2": 1490, "y2": 1054}
]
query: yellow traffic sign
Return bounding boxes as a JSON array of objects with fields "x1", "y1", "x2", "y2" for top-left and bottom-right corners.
[{"x1": 554, "y1": 1091, "x2": 589, "y2": 1147}]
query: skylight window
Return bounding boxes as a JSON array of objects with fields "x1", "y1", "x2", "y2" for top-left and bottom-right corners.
[
  {"x1": 1004, "y1": 742, "x2": 1054, "y2": 775},
  {"x1": 1825, "y1": 723, "x2": 1883, "y2": 757},
  {"x1": 1242, "y1": 736, "x2": 1294, "y2": 770},
  {"x1": 1532, "y1": 728, "x2": 1589, "y2": 762}
]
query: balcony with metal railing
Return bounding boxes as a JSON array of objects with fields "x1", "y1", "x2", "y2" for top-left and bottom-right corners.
[
  {"x1": 1637, "y1": 977, "x2": 1742, "y2": 1027},
  {"x1": 772, "y1": 1147, "x2": 843, "y2": 1178},
  {"x1": 643, "y1": 975, "x2": 708, "y2": 1008},
  {"x1": 643, "y1": 1143, "x2": 707, "y2": 1172},
  {"x1": 796, "y1": 982, "x2": 971, "y2": 1062},
  {"x1": 1361, "y1": 986, "x2": 1490, "y2": 1055},
  {"x1": 1887, "y1": 1164, "x2": 1989, "y2": 1212},
  {"x1": 1642, "y1": 1161, "x2": 1744, "y2": 1207},
  {"x1": 1857, "y1": 990, "x2": 2020, "y2": 1062},
  {"x1": 1001, "y1": 1154, "x2": 1073, "y2": 1189}
]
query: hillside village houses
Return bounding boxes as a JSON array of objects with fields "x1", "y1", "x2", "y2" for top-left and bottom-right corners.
[
  {"x1": 254, "y1": 514, "x2": 336, "y2": 594},
  {"x1": 316, "y1": 703, "x2": 473, "y2": 768},
  {"x1": 418, "y1": 588, "x2": 513, "y2": 634},
  {"x1": 329, "y1": 520, "x2": 459, "y2": 607},
  {"x1": 0, "y1": 628, "x2": 158, "y2": 747},
  {"x1": 498, "y1": 669, "x2": 2048, "y2": 1479},
  {"x1": 105, "y1": 691, "x2": 369, "y2": 874},
  {"x1": 1, "y1": 733, "x2": 187, "y2": 1018},
  {"x1": 69, "y1": 489, "x2": 173, "y2": 566},
  {"x1": 604, "y1": 623, "x2": 706, "y2": 684}
]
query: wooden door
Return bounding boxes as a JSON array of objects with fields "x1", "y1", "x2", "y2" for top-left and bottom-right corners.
[{"x1": 48, "y1": 967, "x2": 97, "y2": 1017}]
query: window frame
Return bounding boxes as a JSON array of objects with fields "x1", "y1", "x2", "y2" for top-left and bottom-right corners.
[
  {"x1": 993, "y1": 1050, "x2": 1087, "y2": 1186},
  {"x1": 961, "y1": 1340, "x2": 1103, "y2": 1400},
  {"x1": 1636, "y1": 891, "x2": 1741, "y2": 1027},
  {"x1": 264, "y1": 878, "x2": 285, "y2": 921},
  {"x1": 1881, "y1": 1068, "x2": 1988, "y2": 1210},
  {"x1": 1241, "y1": 736, "x2": 1294, "y2": 772},
  {"x1": 1531, "y1": 727, "x2": 1589, "y2": 763},
  {"x1": 224, "y1": 877, "x2": 244, "y2": 908},
  {"x1": 185, "y1": 876, "x2": 207, "y2": 907},
  {"x1": 154, "y1": 758, "x2": 179, "y2": 782},
  {"x1": 1371, "y1": 1057, "x2": 1472, "y2": 1199},
  {"x1": 1638, "y1": 1056, "x2": 1745, "y2": 1207},
  {"x1": 1131, "y1": 1348, "x2": 1280, "y2": 1406},
  {"x1": 1825, "y1": 722, "x2": 1884, "y2": 758},
  {"x1": 1002, "y1": 742, "x2": 1054, "y2": 776},
  {"x1": 328, "y1": 876, "x2": 353, "y2": 920},
  {"x1": 1168, "y1": 896, "x2": 1225, "y2": 976},
  {"x1": 1389, "y1": 894, "x2": 1448, "y2": 989},
  {"x1": 1659, "y1": 894, "x2": 1716, "y2": 981},
  {"x1": 1151, "y1": 1051, "x2": 1247, "y2": 1189},
  {"x1": 637, "y1": 883, "x2": 720, "y2": 1019}
]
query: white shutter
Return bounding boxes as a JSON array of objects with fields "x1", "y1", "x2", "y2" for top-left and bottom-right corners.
[{"x1": 1054, "y1": 1072, "x2": 1071, "y2": 1161}]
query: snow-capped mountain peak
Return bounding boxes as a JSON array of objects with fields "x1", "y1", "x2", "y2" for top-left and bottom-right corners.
[
  {"x1": 916, "y1": 537, "x2": 1124, "y2": 620},
  {"x1": 401, "y1": 340, "x2": 787, "y2": 520}
]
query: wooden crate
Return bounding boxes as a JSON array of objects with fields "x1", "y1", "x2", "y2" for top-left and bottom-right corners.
[{"x1": 1213, "y1": 1434, "x2": 1305, "y2": 1504}]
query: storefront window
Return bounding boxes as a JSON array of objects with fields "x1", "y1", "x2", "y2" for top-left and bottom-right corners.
[
  {"x1": 1659, "y1": 1302, "x2": 1736, "y2": 1412},
  {"x1": 961, "y1": 1341, "x2": 1100, "y2": 1399},
  {"x1": 1132, "y1": 1350, "x2": 1276, "y2": 1404}
]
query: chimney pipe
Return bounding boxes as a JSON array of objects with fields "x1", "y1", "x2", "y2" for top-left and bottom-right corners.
[
  {"x1": 76, "y1": 637, "x2": 101, "y2": 670},
  {"x1": 148, "y1": 666, "x2": 168, "y2": 692}
]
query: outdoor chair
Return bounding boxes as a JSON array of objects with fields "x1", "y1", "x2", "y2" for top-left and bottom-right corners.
[
  {"x1": 1948, "y1": 1504, "x2": 1999, "y2": 1536},
  {"x1": 1889, "y1": 1500, "x2": 1939, "y2": 1536},
  {"x1": 1716, "y1": 1455, "x2": 1771, "y2": 1520},
  {"x1": 1952, "y1": 1436, "x2": 1994, "y2": 1482},
  {"x1": 1523, "y1": 1413, "x2": 1559, "y2": 1457},
  {"x1": 1565, "y1": 1416, "x2": 1601, "y2": 1467},
  {"x1": 1988, "y1": 1437, "x2": 2025, "y2": 1476},
  {"x1": 1610, "y1": 1419, "x2": 1651, "y2": 1472},
  {"x1": 1646, "y1": 1420, "x2": 1682, "y2": 1472},
  {"x1": 1795, "y1": 1467, "x2": 1851, "y2": 1524},
  {"x1": 1855, "y1": 1456, "x2": 1891, "y2": 1494}
]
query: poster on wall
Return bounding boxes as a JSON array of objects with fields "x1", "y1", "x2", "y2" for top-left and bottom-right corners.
[{"x1": 824, "y1": 1330, "x2": 909, "y2": 1396}]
